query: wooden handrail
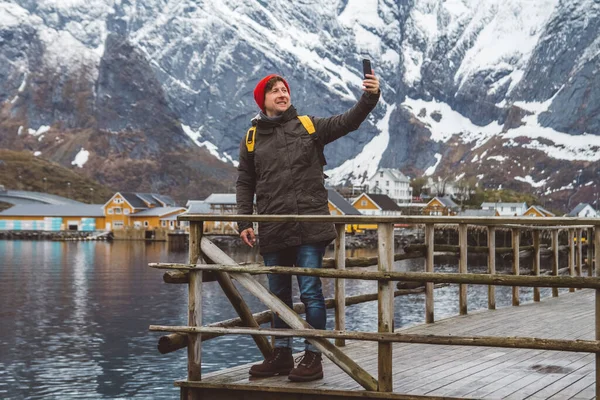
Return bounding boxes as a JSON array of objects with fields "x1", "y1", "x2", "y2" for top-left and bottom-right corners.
[
  {"x1": 149, "y1": 325, "x2": 600, "y2": 354},
  {"x1": 149, "y1": 263, "x2": 600, "y2": 289},
  {"x1": 178, "y1": 213, "x2": 599, "y2": 226}
]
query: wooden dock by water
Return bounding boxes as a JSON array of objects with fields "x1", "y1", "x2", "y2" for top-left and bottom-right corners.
[
  {"x1": 149, "y1": 214, "x2": 600, "y2": 399},
  {"x1": 185, "y1": 289, "x2": 596, "y2": 399}
]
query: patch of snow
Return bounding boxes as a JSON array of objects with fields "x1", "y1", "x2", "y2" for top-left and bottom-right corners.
[
  {"x1": 403, "y1": 97, "x2": 501, "y2": 149},
  {"x1": 514, "y1": 175, "x2": 547, "y2": 188},
  {"x1": 424, "y1": 153, "x2": 442, "y2": 176},
  {"x1": 71, "y1": 148, "x2": 89, "y2": 168},
  {"x1": 325, "y1": 103, "x2": 396, "y2": 186},
  {"x1": 487, "y1": 155, "x2": 507, "y2": 162},
  {"x1": 17, "y1": 126, "x2": 24, "y2": 136},
  {"x1": 33, "y1": 151, "x2": 42, "y2": 157},
  {"x1": 454, "y1": 0, "x2": 558, "y2": 92},
  {"x1": 182, "y1": 124, "x2": 236, "y2": 166},
  {"x1": 30, "y1": 126, "x2": 50, "y2": 137}
]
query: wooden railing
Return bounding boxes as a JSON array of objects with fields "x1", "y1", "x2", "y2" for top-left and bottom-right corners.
[{"x1": 149, "y1": 215, "x2": 600, "y2": 399}]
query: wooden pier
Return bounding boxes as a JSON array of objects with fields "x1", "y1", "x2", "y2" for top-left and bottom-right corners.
[{"x1": 149, "y1": 215, "x2": 600, "y2": 399}]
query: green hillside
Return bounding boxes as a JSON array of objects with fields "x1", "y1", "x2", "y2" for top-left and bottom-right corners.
[{"x1": 0, "y1": 149, "x2": 115, "y2": 206}]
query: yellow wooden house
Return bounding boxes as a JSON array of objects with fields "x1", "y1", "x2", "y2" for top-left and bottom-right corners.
[
  {"x1": 327, "y1": 188, "x2": 363, "y2": 233},
  {"x1": 102, "y1": 192, "x2": 179, "y2": 230},
  {"x1": 351, "y1": 193, "x2": 402, "y2": 231},
  {"x1": 523, "y1": 205, "x2": 555, "y2": 217},
  {"x1": 423, "y1": 197, "x2": 459, "y2": 216}
]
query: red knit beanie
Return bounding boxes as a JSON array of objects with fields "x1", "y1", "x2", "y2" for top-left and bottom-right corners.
[{"x1": 253, "y1": 74, "x2": 290, "y2": 112}]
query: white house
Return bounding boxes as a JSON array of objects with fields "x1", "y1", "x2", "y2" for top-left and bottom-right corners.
[
  {"x1": 567, "y1": 203, "x2": 598, "y2": 218},
  {"x1": 367, "y1": 168, "x2": 413, "y2": 204},
  {"x1": 481, "y1": 202, "x2": 528, "y2": 216}
]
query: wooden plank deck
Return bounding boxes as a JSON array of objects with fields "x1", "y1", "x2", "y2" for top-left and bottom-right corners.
[{"x1": 179, "y1": 289, "x2": 597, "y2": 399}]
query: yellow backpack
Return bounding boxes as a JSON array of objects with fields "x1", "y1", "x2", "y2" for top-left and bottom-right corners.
[{"x1": 245, "y1": 115, "x2": 315, "y2": 153}]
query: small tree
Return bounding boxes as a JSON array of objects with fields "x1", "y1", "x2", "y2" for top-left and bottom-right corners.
[{"x1": 410, "y1": 176, "x2": 428, "y2": 197}]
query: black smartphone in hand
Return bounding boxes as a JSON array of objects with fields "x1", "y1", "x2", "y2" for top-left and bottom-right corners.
[{"x1": 362, "y1": 59, "x2": 372, "y2": 78}]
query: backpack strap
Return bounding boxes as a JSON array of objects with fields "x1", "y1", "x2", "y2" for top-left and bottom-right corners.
[
  {"x1": 245, "y1": 126, "x2": 257, "y2": 153},
  {"x1": 297, "y1": 115, "x2": 316, "y2": 135},
  {"x1": 298, "y1": 115, "x2": 327, "y2": 166}
]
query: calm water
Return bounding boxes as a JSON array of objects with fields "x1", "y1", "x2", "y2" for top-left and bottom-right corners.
[{"x1": 0, "y1": 239, "x2": 563, "y2": 399}]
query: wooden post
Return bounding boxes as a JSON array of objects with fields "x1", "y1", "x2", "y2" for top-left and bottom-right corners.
[
  {"x1": 188, "y1": 221, "x2": 203, "y2": 394},
  {"x1": 488, "y1": 226, "x2": 496, "y2": 310},
  {"x1": 425, "y1": 224, "x2": 435, "y2": 322},
  {"x1": 533, "y1": 230, "x2": 540, "y2": 302},
  {"x1": 552, "y1": 229, "x2": 559, "y2": 297},
  {"x1": 588, "y1": 227, "x2": 594, "y2": 277},
  {"x1": 596, "y1": 227, "x2": 600, "y2": 396},
  {"x1": 459, "y1": 224, "x2": 468, "y2": 315},
  {"x1": 576, "y1": 228, "x2": 583, "y2": 279},
  {"x1": 512, "y1": 228, "x2": 520, "y2": 306},
  {"x1": 378, "y1": 223, "x2": 394, "y2": 392},
  {"x1": 334, "y1": 223, "x2": 346, "y2": 347},
  {"x1": 569, "y1": 229, "x2": 575, "y2": 292}
]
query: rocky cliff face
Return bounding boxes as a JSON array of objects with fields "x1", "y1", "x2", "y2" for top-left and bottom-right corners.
[{"x1": 0, "y1": 0, "x2": 598, "y2": 210}]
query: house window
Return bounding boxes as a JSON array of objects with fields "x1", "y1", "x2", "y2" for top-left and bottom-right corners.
[
  {"x1": 144, "y1": 221, "x2": 149, "y2": 227},
  {"x1": 161, "y1": 220, "x2": 166, "y2": 227},
  {"x1": 380, "y1": 172, "x2": 383, "y2": 178},
  {"x1": 386, "y1": 181, "x2": 389, "y2": 186},
  {"x1": 511, "y1": 207, "x2": 516, "y2": 212},
  {"x1": 134, "y1": 221, "x2": 142, "y2": 228},
  {"x1": 375, "y1": 181, "x2": 379, "y2": 186},
  {"x1": 361, "y1": 200, "x2": 367, "y2": 206},
  {"x1": 124, "y1": 209, "x2": 130, "y2": 215},
  {"x1": 107, "y1": 208, "x2": 114, "y2": 214},
  {"x1": 170, "y1": 221, "x2": 174, "y2": 227},
  {"x1": 115, "y1": 198, "x2": 123, "y2": 204},
  {"x1": 114, "y1": 207, "x2": 122, "y2": 214},
  {"x1": 113, "y1": 221, "x2": 124, "y2": 229}
]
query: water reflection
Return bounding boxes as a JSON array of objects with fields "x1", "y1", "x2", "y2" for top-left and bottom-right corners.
[{"x1": 0, "y1": 240, "x2": 569, "y2": 399}]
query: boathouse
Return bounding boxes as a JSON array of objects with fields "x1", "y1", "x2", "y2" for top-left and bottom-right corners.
[{"x1": 0, "y1": 204, "x2": 105, "y2": 231}]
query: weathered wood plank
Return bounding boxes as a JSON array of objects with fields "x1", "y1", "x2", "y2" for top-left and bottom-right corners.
[
  {"x1": 512, "y1": 228, "x2": 520, "y2": 306},
  {"x1": 425, "y1": 224, "x2": 434, "y2": 322},
  {"x1": 488, "y1": 226, "x2": 496, "y2": 310},
  {"x1": 187, "y1": 222, "x2": 203, "y2": 388},
  {"x1": 552, "y1": 229, "x2": 560, "y2": 297},
  {"x1": 378, "y1": 223, "x2": 394, "y2": 392},
  {"x1": 150, "y1": 263, "x2": 600, "y2": 289},
  {"x1": 569, "y1": 228, "x2": 576, "y2": 292},
  {"x1": 533, "y1": 230, "x2": 541, "y2": 302},
  {"x1": 458, "y1": 224, "x2": 468, "y2": 315},
  {"x1": 334, "y1": 223, "x2": 346, "y2": 347}
]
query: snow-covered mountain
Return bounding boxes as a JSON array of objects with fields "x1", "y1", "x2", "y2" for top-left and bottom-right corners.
[{"x1": 0, "y1": 0, "x2": 598, "y2": 209}]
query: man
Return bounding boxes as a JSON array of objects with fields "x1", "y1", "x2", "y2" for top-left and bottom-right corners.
[{"x1": 236, "y1": 70, "x2": 380, "y2": 382}]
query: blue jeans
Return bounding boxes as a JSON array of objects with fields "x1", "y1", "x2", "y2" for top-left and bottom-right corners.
[{"x1": 262, "y1": 242, "x2": 327, "y2": 353}]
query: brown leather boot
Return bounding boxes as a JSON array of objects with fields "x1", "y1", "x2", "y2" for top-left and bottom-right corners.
[
  {"x1": 249, "y1": 347, "x2": 294, "y2": 377},
  {"x1": 288, "y1": 350, "x2": 323, "y2": 382}
]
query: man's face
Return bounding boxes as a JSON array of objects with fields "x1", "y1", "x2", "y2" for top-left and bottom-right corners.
[{"x1": 264, "y1": 81, "x2": 291, "y2": 116}]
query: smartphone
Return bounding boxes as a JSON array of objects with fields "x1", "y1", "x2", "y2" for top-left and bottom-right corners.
[{"x1": 362, "y1": 59, "x2": 372, "y2": 78}]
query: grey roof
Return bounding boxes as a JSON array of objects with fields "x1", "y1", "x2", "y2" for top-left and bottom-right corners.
[
  {"x1": 119, "y1": 192, "x2": 148, "y2": 208},
  {"x1": 327, "y1": 188, "x2": 361, "y2": 215},
  {"x1": 204, "y1": 193, "x2": 237, "y2": 205},
  {"x1": 364, "y1": 193, "x2": 402, "y2": 211},
  {"x1": 130, "y1": 207, "x2": 186, "y2": 217},
  {"x1": 0, "y1": 190, "x2": 85, "y2": 206},
  {"x1": 459, "y1": 209, "x2": 497, "y2": 217},
  {"x1": 436, "y1": 196, "x2": 459, "y2": 209},
  {"x1": 186, "y1": 200, "x2": 212, "y2": 214},
  {"x1": 0, "y1": 204, "x2": 104, "y2": 217},
  {"x1": 152, "y1": 194, "x2": 177, "y2": 207},
  {"x1": 135, "y1": 193, "x2": 162, "y2": 207},
  {"x1": 567, "y1": 203, "x2": 593, "y2": 217},
  {"x1": 481, "y1": 202, "x2": 527, "y2": 208}
]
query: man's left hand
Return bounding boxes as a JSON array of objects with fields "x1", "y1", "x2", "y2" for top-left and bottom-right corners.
[{"x1": 363, "y1": 71, "x2": 380, "y2": 94}]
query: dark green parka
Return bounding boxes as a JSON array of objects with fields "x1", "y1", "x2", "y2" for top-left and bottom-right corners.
[{"x1": 236, "y1": 91, "x2": 380, "y2": 254}]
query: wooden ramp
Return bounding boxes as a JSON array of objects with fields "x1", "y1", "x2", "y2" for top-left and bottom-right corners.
[{"x1": 180, "y1": 290, "x2": 596, "y2": 399}]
